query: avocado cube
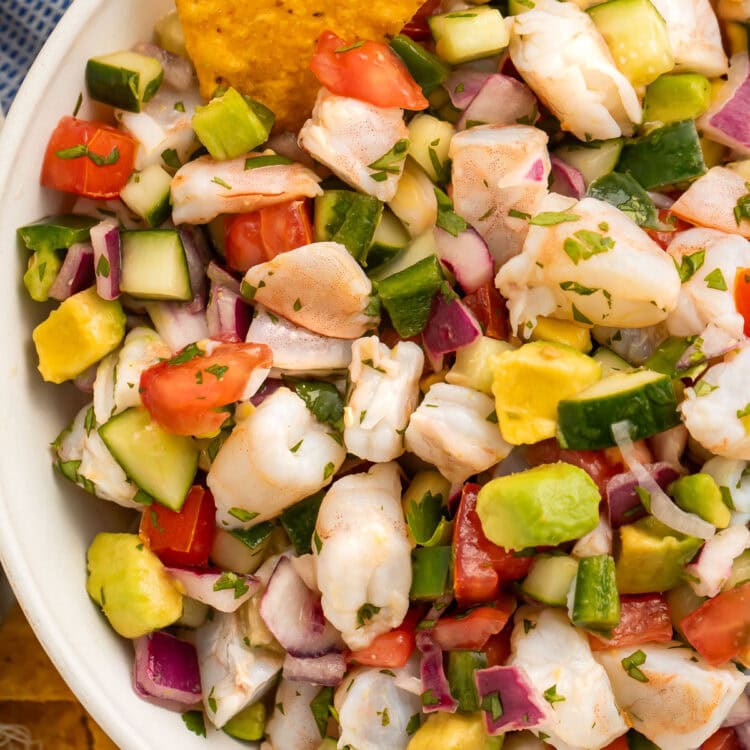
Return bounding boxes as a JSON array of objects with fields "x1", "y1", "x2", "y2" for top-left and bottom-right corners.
[
  {"x1": 446, "y1": 336, "x2": 515, "y2": 395},
  {"x1": 223, "y1": 702, "x2": 266, "y2": 741},
  {"x1": 23, "y1": 247, "x2": 62, "y2": 302},
  {"x1": 669, "y1": 473, "x2": 731, "y2": 529},
  {"x1": 643, "y1": 74, "x2": 712, "y2": 126},
  {"x1": 406, "y1": 710, "x2": 502, "y2": 750}
]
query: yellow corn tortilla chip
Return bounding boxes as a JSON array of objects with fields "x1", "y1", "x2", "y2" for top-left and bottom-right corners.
[
  {"x1": 0, "y1": 702, "x2": 89, "y2": 748},
  {"x1": 175, "y1": 0, "x2": 425, "y2": 132}
]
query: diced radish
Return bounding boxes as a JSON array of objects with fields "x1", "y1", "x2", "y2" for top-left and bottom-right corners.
[
  {"x1": 145, "y1": 301, "x2": 209, "y2": 353},
  {"x1": 550, "y1": 156, "x2": 585, "y2": 200},
  {"x1": 474, "y1": 665, "x2": 549, "y2": 734},
  {"x1": 282, "y1": 653, "x2": 347, "y2": 686},
  {"x1": 165, "y1": 566, "x2": 259, "y2": 612},
  {"x1": 416, "y1": 629, "x2": 458, "y2": 714},
  {"x1": 434, "y1": 227, "x2": 494, "y2": 294},
  {"x1": 423, "y1": 293, "x2": 481, "y2": 359},
  {"x1": 458, "y1": 75, "x2": 537, "y2": 131},
  {"x1": 445, "y1": 70, "x2": 493, "y2": 109}
]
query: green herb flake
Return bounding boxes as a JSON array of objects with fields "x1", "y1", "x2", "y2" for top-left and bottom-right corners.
[
  {"x1": 486, "y1": 409, "x2": 498, "y2": 424},
  {"x1": 560, "y1": 281, "x2": 598, "y2": 296},
  {"x1": 482, "y1": 691, "x2": 504, "y2": 721},
  {"x1": 621, "y1": 650, "x2": 649, "y2": 682},
  {"x1": 161, "y1": 148, "x2": 182, "y2": 169},
  {"x1": 509, "y1": 208, "x2": 531, "y2": 220},
  {"x1": 205, "y1": 364, "x2": 228, "y2": 380},
  {"x1": 309, "y1": 686, "x2": 334, "y2": 737},
  {"x1": 181, "y1": 710, "x2": 206, "y2": 737},
  {"x1": 195, "y1": 370, "x2": 204, "y2": 385},
  {"x1": 674, "y1": 250, "x2": 705, "y2": 283},
  {"x1": 84, "y1": 406, "x2": 96, "y2": 435},
  {"x1": 356, "y1": 602, "x2": 381, "y2": 629},
  {"x1": 211, "y1": 176, "x2": 233, "y2": 190},
  {"x1": 335, "y1": 39, "x2": 366, "y2": 53},
  {"x1": 434, "y1": 186, "x2": 468, "y2": 237},
  {"x1": 55, "y1": 143, "x2": 120, "y2": 166},
  {"x1": 563, "y1": 229, "x2": 614, "y2": 265},
  {"x1": 378, "y1": 707, "x2": 390, "y2": 727},
  {"x1": 694, "y1": 380, "x2": 718, "y2": 397},
  {"x1": 421, "y1": 688, "x2": 440, "y2": 706},
  {"x1": 406, "y1": 713, "x2": 421, "y2": 735},
  {"x1": 240, "y1": 280, "x2": 257, "y2": 300},
  {"x1": 734, "y1": 183, "x2": 750, "y2": 225},
  {"x1": 705, "y1": 267, "x2": 728, "y2": 291},
  {"x1": 244, "y1": 154, "x2": 294, "y2": 170},
  {"x1": 276, "y1": 701, "x2": 285, "y2": 715},
  {"x1": 96, "y1": 254, "x2": 110, "y2": 278},
  {"x1": 167, "y1": 342, "x2": 204, "y2": 365},
  {"x1": 174, "y1": 100, "x2": 186, "y2": 112},
  {"x1": 737, "y1": 403, "x2": 750, "y2": 419},
  {"x1": 313, "y1": 530, "x2": 323, "y2": 554},
  {"x1": 213, "y1": 571, "x2": 250, "y2": 599},
  {"x1": 571, "y1": 304, "x2": 593, "y2": 325},
  {"x1": 228, "y1": 507, "x2": 259, "y2": 522},
  {"x1": 72, "y1": 92, "x2": 83, "y2": 117},
  {"x1": 290, "y1": 439, "x2": 304, "y2": 453},
  {"x1": 368, "y1": 139, "x2": 409, "y2": 176},
  {"x1": 380, "y1": 669, "x2": 396, "y2": 677},
  {"x1": 544, "y1": 684, "x2": 566, "y2": 704},
  {"x1": 293, "y1": 298, "x2": 302, "y2": 311},
  {"x1": 207, "y1": 687, "x2": 217, "y2": 714},
  {"x1": 529, "y1": 211, "x2": 580, "y2": 226},
  {"x1": 523, "y1": 618, "x2": 536, "y2": 634},
  {"x1": 287, "y1": 379, "x2": 345, "y2": 432}
]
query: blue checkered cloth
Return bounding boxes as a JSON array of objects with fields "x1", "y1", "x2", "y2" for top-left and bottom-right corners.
[{"x1": 0, "y1": 0, "x2": 74, "y2": 112}]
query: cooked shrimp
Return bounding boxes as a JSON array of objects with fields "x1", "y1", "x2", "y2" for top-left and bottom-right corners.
[
  {"x1": 344, "y1": 336, "x2": 424, "y2": 462},
  {"x1": 594, "y1": 643, "x2": 748, "y2": 750},
  {"x1": 314, "y1": 463, "x2": 412, "y2": 651},
  {"x1": 243, "y1": 242, "x2": 378, "y2": 339},
  {"x1": 265, "y1": 679, "x2": 322, "y2": 750},
  {"x1": 449, "y1": 124, "x2": 550, "y2": 267},
  {"x1": 509, "y1": 0, "x2": 641, "y2": 141},
  {"x1": 405, "y1": 383, "x2": 512, "y2": 484},
  {"x1": 207, "y1": 387, "x2": 347, "y2": 529},
  {"x1": 298, "y1": 88, "x2": 409, "y2": 202},
  {"x1": 171, "y1": 151, "x2": 322, "y2": 225},
  {"x1": 496, "y1": 194, "x2": 682, "y2": 334}
]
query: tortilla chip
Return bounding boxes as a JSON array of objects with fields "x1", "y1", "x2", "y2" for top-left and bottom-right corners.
[
  {"x1": 0, "y1": 702, "x2": 89, "y2": 749},
  {"x1": 175, "y1": 0, "x2": 425, "y2": 132},
  {"x1": 87, "y1": 715, "x2": 119, "y2": 750}
]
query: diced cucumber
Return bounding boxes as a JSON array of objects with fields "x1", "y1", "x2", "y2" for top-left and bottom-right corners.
[
  {"x1": 588, "y1": 0, "x2": 674, "y2": 87},
  {"x1": 368, "y1": 230, "x2": 437, "y2": 282},
  {"x1": 99, "y1": 407, "x2": 198, "y2": 510},
  {"x1": 429, "y1": 7, "x2": 510, "y2": 64},
  {"x1": 592, "y1": 347, "x2": 631, "y2": 377},
  {"x1": 86, "y1": 51, "x2": 163, "y2": 112},
  {"x1": 314, "y1": 190, "x2": 383, "y2": 264},
  {"x1": 120, "y1": 164, "x2": 172, "y2": 228},
  {"x1": 120, "y1": 229, "x2": 192, "y2": 301},
  {"x1": 557, "y1": 369, "x2": 680, "y2": 449},
  {"x1": 587, "y1": 172, "x2": 660, "y2": 229},
  {"x1": 389, "y1": 35, "x2": 450, "y2": 96},
  {"x1": 410, "y1": 545, "x2": 453, "y2": 600},
  {"x1": 387, "y1": 158, "x2": 438, "y2": 238},
  {"x1": 569, "y1": 554, "x2": 620, "y2": 632},
  {"x1": 367, "y1": 209, "x2": 411, "y2": 272},
  {"x1": 447, "y1": 651, "x2": 487, "y2": 712},
  {"x1": 375, "y1": 255, "x2": 444, "y2": 337},
  {"x1": 521, "y1": 555, "x2": 579, "y2": 607},
  {"x1": 616, "y1": 120, "x2": 707, "y2": 191},
  {"x1": 407, "y1": 114, "x2": 454, "y2": 184},
  {"x1": 553, "y1": 139, "x2": 623, "y2": 188},
  {"x1": 280, "y1": 491, "x2": 324, "y2": 556},
  {"x1": 643, "y1": 74, "x2": 712, "y2": 126},
  {"x1": 154, "y1": 10, "x2": 188, "y2": 58}
]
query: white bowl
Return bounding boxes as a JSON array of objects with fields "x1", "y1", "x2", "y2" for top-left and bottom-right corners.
[{"x1": 0, "y1": 2, "x2": 246, "y2": 747}]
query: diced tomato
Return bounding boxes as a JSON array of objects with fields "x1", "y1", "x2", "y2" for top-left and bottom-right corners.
[
  {"x1": 589, "y1": 594, "x2": 673, "y2": 650},
  {"x1": 645, "y1": 210, "x2": 692, "y2": 250},
  {"x1": 680, "y1": 581, "x2": 750, "y2": 667},
  {"x1": 310, "y1": 30, "x2": 428, "y2": 111},
  {"x1": 601, "y1": 736, "x2": 630, "y2": 750},
  {"x1": 454, "y1": 483, "x2": 533, "y2": 606},
  {"x1": 702, "y1": 729, "x2": 741, "y2": 750},
  {"x1": 484, "y1": 624, "x2": 513, "y2": 667},
  {"x1": 348, "y1": 609, "x2": 421, "y2": 668},
  {"x1": 40, "y1": 116, "x2": 137, "y2": 198},
  {"x1": 225, "y1": 212, "x2": 265, "y2": 272},
  {"x1": 735, "y1": 268, "x2": 750, "y2": 338},
  {"x1": 139, "y1": 485, "x2": 216, "y2": 567},
  {"x1": 140, "y1": 342, "x2": 273, "y2": 436},
  {"x1": 432, "y1": 598, "x2": 516, "y2": 651},
  {"x1": 401, "y1": 0, "x2": 441, "y2": 40},
  {"x1": 462, "y1": 282, "x2": 510, "y2": 340}
]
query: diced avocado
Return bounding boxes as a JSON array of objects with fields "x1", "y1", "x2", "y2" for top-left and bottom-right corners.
[
  {"x1": 314, "y1": 190, "x2": 383, "y2": 264},
  {"x1": 615, "y1": 517, "x2": 702, "y2": 594},
  {"x1": 554, "y1": 139, "x2": 624, "y2": 188},
  {"x1": 477, "y1": 463, "x2": 601, "y2": 551},
  {"x1": 447, "y1": 651, "x2": 487, "y2": 712},
  {"x1": 629, "y1": 731, "x2": 662, "y2": 750},
  {"x1": 446, "y1": 336, "x2": 515, "y2": 395},
  {"x1": 643, "y1": 74, "x2": 712, "y2": 126},
  {"x1": 530, "y1": 317, "x2": 592, "y2": 353},
  {"x1": 407, "y1": 710, "x2": 502, "y2": 750},
  {"x1": 722, "y1": 549, "x2": 750, "y2": 591},
  {"x1": 429, "y1": 7, "x2": 509, "y2": 65},
  {"x1": 192, "y1": 87, "x2": 273, "y2": 160},
  {"x1": 402, "y1": 470, "x2": 451, "y2": 546},
  {"x1": 390, "y1": 35, "x2": 450, "y2": 96},
  {"x1": 490, "y1": 341, "x2": 602, "y2": 445},
  {"x1": 521, "y1": 554, "x2": 579, "y2": 607},
  {"x1": 407, "y1": 114, "x2": 454, "y2": 184},
  {"x1": 86, "y1": 532, "x2": 182, "y2": 638},
  {"x1": 587, "y1": 172, "x2": 660, "y2": 229},
  {"x1": 23, "y1": 246, "x2": 62, "y2": 302},
  {"x1": 668, "y1": 473, "x2": 730, "y2": 529},
  {"x1": 32, "y1": 287, "x2": 126, "y2": 383},
  {"x1": 570, "y1": 554, "x2": 620, "y2": 633},
  {"x1": 410, "y1": 545, "x2": 453, "y2": 601},
  {"x1": 588, "y1": 0, "x2": 674, "y2": 87},
  {"x1": 223, "y1": 702, "x2": 266, "y2": 741},
  {"x1": 154, "y1": 10, "x2": 188, "y2": 58}
]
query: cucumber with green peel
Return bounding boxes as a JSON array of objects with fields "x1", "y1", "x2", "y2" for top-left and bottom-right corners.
[
  {"x1": 592, "y1": 348, "x2": 631, "y2": 377},
  {"x1": 557, "y1": 369, "x2": 680, "y2": 450},
  {"x1": 120, "y1": 164, "x2": 172, "y2": 227},
  {"x1": 314, "y1": 190, "x2": 383, "y2": 264},
  {"x1": 569, "y1": 554, "x2": 620, "y2": 632},
  {"x1": 554, "y1": 139, "x2": 624, "y2": 187},
  {"x1": 587, "y1": 172, "x2": 660, "y2": 229},
  {"x1": 120, "y1": 229, "x2": 192, "y2": 301},
  {"x1": 643, "y1": 74, "x2": 712, "y2": 126},
  {"x1": 521, "y1": 555, "x2": 579, "y2": 607},
  {"x1": 616, "y1": 121, "x2": 707, "y2": 191},
  {"x1": 447, "y1": 651, "x2": 487, "y2": 711},
  {"x1": 280, "y1": 491, "x2": 325, "y2": 556},
  {"x1": 99, "y1": 407, "x2": 198, "y2": 511},
  {"x1": 86, "y1": 51, "x2": 163, "y2": 112},
  {"x1": 389, "y1": 35, "x2": 450, "y2": 96},
  {"x1": 429, "y1": 6, "x2": 510, "y2": 64},
  {"x1": 407, "y1": 114, "x2": 454, "y2": 184},
  {"x1": 368, "y1": 230, "x2": 437, "y2": 282},
  {"x1": 366, "y1": 209, "x2": 411, "y2": 271},
  {"x1": 410, "y1": 545, "x2": 453, "y2": 601}
]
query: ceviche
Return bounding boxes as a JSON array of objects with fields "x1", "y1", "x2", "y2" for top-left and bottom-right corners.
[{"x1": 20, "y1": 0, "x2": 750, "y2": 747}]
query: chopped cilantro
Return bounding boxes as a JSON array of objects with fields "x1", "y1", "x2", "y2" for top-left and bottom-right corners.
[
  {"x1": 543, "y1": 684, "x2": 566, "y2": 703},
  {"x1": 621, "y1": 649, "x2": 649, "y2": 682},
  {"x1": 181, "y1": 710, "x2": 206, "y2": 737},
  {"x1": 228, "y1": 507, "x2": 259, "y2": 522},
  {"x1": 563, "y1": 229, "x2": 614, "y2": 264},
  {"x1": 705, "y1": 267, "x2": 728, "y2": 291},
  {"x1": 529, "y1": 211, "x2": 580, "y2": 226}
]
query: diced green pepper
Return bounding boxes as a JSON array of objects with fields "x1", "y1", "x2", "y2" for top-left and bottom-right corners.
[
  {"x1": 410, "y1": 545, "x2": 453, "y2": 600},
  {"x1": 587, "y1": 172, "x2": 661, "y2": 229},
  {"x1": 390, "y1": 35, "x2": 450, "y2": 95}
]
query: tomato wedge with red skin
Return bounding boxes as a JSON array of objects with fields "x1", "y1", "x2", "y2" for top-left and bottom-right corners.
[
  {"x1": 348, "y1": 608, "x2": 421, "y2": 668},
  {"x1": 680, "y1": 581, "x2": 750, "y2": 667},
  {"x1": 432, "y1": 597, "x2": 516, "y2": 651},
  {"x1": 484, "y1": 624, "x2": 513, "y2": 667},
  {"x1": 644, "y1": 210, "x2": 692, "y2": 250},
  {"x1": 454, "y1": 483, "x2": 533, "y2": 606},
  {"x1": 140, "y1": 342, "x2": 273, "y2": 436},
  {"x1": 40, "y1": 116, "x2": 137, "y2": 198},
  {"x1": 601, "y1": 737, "x2": 629, "y2": 750},
  {"x1": 462, "y1": 282, "x2": 509, "y2": 340},
  {"x1": 139, "y1": 485, "x2": 216, "y2": 567},
  {"x1": 702, "y1": 729, "x2": 741, "y2": 750},
  {"x1": 735, "y1": 268, "x2": 750, "y2": 338},
  {"x1": 310, "y1": 30, "x2": 428, "y2": 111},
  {"x1": 401, "y1": 0, "x2": 441, "y2": 40},
  {"x1": 589, "y1": 594, "x2": 673, "y2": 650}
]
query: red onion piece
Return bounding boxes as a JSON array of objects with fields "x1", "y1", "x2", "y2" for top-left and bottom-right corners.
[
  {"x1": 133, "y1": 631, "x2": 202, "y2": 712},
  {"x1": 699, "y1": 54, "x2": 750, "y2": 155},
  {"x1": 738, "y1": 722, "x2": 750, "y2": 750},
  {"x1": 445, "y1": 70, "x2": 493, "y2": 109},
  {"x1": 48, "y1": 242, "x2": 95, "y2": 301},
  {"x1": 260, "y1": 557, "x2": 344, "y2": 658},
  {"x1": 423, "y1": 294, "x2": 481, "y2": 358},
  {"x1": 206, "y1": 260, "x2": 241, "y2": 295},
  {"x1": 206, "y1": 284, "x2": 252, "y2": 342},
  {"x1": 474, "y1": 665, "x2": 549, "y2": 734},
  {"x1": 90, "y1": 218, "x2": 121, "y2": 300},
  {"x1": 684, "y1": 526, "x2": 750, "y2": 597},
  {"x1": 648, "y1": 425, "x2": 688, "y2": 469},
  {"x1": 524, "y1": 159, "x2": 545, "y2": 182},
  {"x1": 458, "y1": 75, "x2": 537, "y2": 131},
  {"x1": 73, "y1": 364, "x2": 98, "y2": 394},
  {"x1": 178, "y1": 225, "x2": 211, "y2": 313},
  {"x1": 676, "y1": 324, "x2": 740, "y2": 371},
  {"x1": 606, "y1": 462, "x2": 682, "y2": 528},
  {"x1": 145, "y1": 301, "x2": 209, "y2": 353},
  {"x1": 550, "y1": 156, "x2": 586, "y2": 200},
  {"x1": 266, "y1": 131, "x2": 319, "y2": 172},
  {"x1": 250, "y1": 378, "x2": 283, "y2": 407},
  {"x1": 416, "y1": 629, "x2": 458, "y2": 714},
  {"x1": 282, "y1": 653, "x2": 347, "y2": 686},
  {"x1": 649, "y1": 191, "x2": 675, "y2": 210},
  {"x1": 133, "y1": 42, "x2": 195, "y2": 91},
  {"x1": 724, "y1": 694, "x2": 750, "y2": 728},
  {"x1": 434, "y1": 227, "x2": 494, "y2": 294},
  {"x1": 165, "y1": 566, "x2": 259, "y2": 613}
]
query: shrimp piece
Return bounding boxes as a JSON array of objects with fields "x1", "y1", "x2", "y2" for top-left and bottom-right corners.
[
  {"x1": 265, "y1": 679, "x2": 322, "y2": 750},
  {"x1": 194, "y1": 610, "x2": 283, "y2": 728},
  {"x1": 405, "y1": 383, "x2": 512, "y2": 484},
  {"x1": 666, "y1": 228, "x2": 750, "y2": 340},
  {"x1": 207, "y1": 387, "x2": 346, "y2": 529},
  {"x1": 650, "y1": 0, "x2": 728, "y2": 77},
  {"x1": 449, "y1": 125, "x2": 550, "y2": 267},
  {"x1": 299, "y1": 88, "x2": 409, "y2": 202},
  {"x1": 315, "y1": 463, "x2": 412, "y2": 651},
  {"x1": 509, "y1": 0, "x2": 641, "y2": 141},
  {"x1": 243, "y1": 242, "x2": 378, "y2": 339},
  {"x1": 594, "y1": 643, "x2": 748, "y2": 750},
  {"x1": 334, "y1": 665, "x2": 422, "y2": 750},
  {"x1": 344, "y1": 337, "x2": 424, "y2": 462},
  {"x1": 509, "y1": 608, "x2": 628, "y2": 750},
  {"x1": 681, "y1": 345, "x2": 750, "y2": 460},
  {"x1": 171, "y1": 151, "x2": 322, "y2": 225},
  {"x1": 496, "y1": 194, "x2": 682, "y2": 334}
]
